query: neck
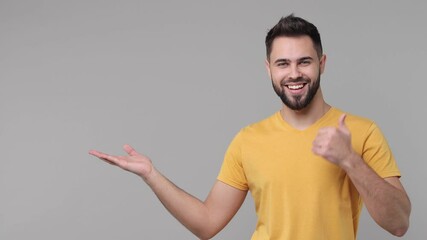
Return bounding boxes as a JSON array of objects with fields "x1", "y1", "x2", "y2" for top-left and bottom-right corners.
[{"x1": 280, "y1": 88, "x2": 330, "y2": 130}]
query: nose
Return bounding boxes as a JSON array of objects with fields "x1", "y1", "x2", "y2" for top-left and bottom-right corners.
[{"x1": 289, "y1": 64, "x2": 302, "y2": 79}]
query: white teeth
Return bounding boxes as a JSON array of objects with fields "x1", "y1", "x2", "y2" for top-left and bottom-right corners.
[{"x1": 287, "y1": 84, "x2": 304, "y2": 90}]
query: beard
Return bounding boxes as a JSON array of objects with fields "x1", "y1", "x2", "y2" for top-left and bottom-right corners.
[{"x1": 272, "y1": 72, "x2": 320, "y2": 111}]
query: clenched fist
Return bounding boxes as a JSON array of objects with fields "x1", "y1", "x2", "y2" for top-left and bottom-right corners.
[{"x1": 312, "y1": 114, "x2": 358, "y2": 167}]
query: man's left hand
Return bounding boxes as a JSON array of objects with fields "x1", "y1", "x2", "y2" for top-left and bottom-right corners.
[{"x1": 312, "y1": 114, "x2": 357, "y2": 167}]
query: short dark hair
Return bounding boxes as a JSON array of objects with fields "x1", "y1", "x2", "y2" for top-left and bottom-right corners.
[{"x1": 265, "y1": 14, "x2": 323, "y2": 60}]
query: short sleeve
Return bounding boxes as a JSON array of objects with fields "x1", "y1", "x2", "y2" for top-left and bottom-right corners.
[
  {"x1": 362, "y1": 122, "x2": 401, "y2": 178},
  {"x1": 217, "y1": 130, "x2": 249, "y2": 191}
]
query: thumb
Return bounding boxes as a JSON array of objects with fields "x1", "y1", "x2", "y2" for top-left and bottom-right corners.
[
  {"x1": 123, "y1": 144, "x2": 140, "y2": 156},
  {"x1": 338, "y1": 114, "x2": 348, "y2": 131}
]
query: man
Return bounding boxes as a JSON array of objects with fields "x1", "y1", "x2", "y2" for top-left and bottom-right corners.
[{"x1": 90, "y1": 14, "x2": 411, "y2": 239}]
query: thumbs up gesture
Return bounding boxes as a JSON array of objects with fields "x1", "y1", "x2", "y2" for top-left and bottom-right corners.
[{"x1": 312, "y1": 114, "x2": 356, "y2": 167}]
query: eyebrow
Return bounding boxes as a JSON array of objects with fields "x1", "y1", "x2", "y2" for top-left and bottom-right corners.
[
  {"x1": 273, "y1": 56, "x2": 314, "y2": 64},
  {"x1": 298, "y1": 56, "x2": 314, "y2": 62}
]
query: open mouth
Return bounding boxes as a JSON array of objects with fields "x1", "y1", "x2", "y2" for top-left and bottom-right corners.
[
  {"x1": 286, "y1": 84, "x2": 305, "y2": 90},
  {"x1": 284, "y1": 83, "x2": 307, "y2": 90}
]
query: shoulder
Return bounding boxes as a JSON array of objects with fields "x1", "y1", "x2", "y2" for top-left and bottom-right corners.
[
  {"x1": 228, "y1": 112, "x2": 282, "y2": 146},
  {"x1": 224, "y1": 112, "x2": 279, "y2": 153},
  {"x1": 332, "y1": 108, "x2": 389, "y2": 150},
  {"x1": 239, "y1": 111, "x2": 282, "y2": 136}
]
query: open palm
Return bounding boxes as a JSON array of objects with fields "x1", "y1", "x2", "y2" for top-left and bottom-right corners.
[{"x1": 89, "y1": 144, "x2": 153, "y2": 179}]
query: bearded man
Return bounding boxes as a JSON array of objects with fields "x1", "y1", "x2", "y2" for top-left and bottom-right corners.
[{"x1": 90, "y1": 14, "x2": 411, "y2": 240}]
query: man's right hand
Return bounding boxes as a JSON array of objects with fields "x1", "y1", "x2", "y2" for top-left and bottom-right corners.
[
  {"x1": 89, "y1": 144, "x2": 247, "y2": 239},
  {"x1": 89, "y1": 144, "x2": 154, "y2": 181}
]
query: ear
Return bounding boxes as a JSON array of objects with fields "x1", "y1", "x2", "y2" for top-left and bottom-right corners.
[
  {"x1": 265, "y1": 59, "x2": 272, "y2": 78},
  {"x1": 319, "y1": 54, "x2": 327, "y2": 74}
]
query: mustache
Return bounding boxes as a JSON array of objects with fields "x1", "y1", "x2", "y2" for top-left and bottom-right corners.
[{"x1": 280, "y1": 77, "x2": 310, "y2": 86}]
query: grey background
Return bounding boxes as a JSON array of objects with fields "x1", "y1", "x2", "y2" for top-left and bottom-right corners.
[{"x1": 1, "y1": 0, "x2": 425, "y2": 239}]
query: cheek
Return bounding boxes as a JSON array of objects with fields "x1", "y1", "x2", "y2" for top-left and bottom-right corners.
[
  {"x1": 271, "y1": 70, "x2": 287, "y2": 81},
  {"x1": 307, "y1": 67, "x2": 321, "y2": 78},
  {"x1": 296, "y1": 71, "x2": 314, "y2": 82}
]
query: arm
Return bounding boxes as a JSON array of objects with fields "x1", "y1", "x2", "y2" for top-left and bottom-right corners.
[
  {"x1": 339, "y1": 154, "x2": 410, "y2": 236},
  {"x1": 312, "y1": 114, "x2": 411, "y2": 237},
  {"x1": 89, "y1": 145, "x2": 246, "y2": 240}
]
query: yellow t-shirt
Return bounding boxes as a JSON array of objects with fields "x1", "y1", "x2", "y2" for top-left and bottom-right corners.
[{"x1": 217, "y1": 108, "x2": 400, "y2": 240}]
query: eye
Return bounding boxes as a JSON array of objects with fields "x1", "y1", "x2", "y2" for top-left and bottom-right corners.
[
  {"x1": 299, "y1": 60, "x2": 311, "y2": 66},
  {"x1": 277, "y1": 62, "x2": 289, "y2": 67}
]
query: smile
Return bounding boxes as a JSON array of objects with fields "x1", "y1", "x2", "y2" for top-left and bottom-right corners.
[{"x1": 286, "y1": 84, "x2": 306, "y2": 90}]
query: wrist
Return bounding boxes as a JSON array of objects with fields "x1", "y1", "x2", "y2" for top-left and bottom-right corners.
[
  {"x1": 339, "y1": 152, "x2": 364, "y2": 172},
  {"x1": 141, "y1": 166, "x2": 159, "y2": 185}
]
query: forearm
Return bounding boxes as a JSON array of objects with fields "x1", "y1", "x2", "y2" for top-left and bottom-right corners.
[
  {"x1": 341, "y1": 154, "x2": 411, "y2": 236},
  {"x1": 143, "y1": 168, "x2": 214, "y2": 239},
  {"x1": 90, "y1": 146, "x2": 234, "y2": 239}
]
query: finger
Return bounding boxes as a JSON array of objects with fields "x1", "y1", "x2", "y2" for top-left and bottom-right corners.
[
  {"x1": 312, "y1": 146, "x2": 318, "y2": 155},
  {"x1": 312, "y1": 145, "x2": 323, "y2": 156},
  {"x1": 317, "y1": 126, "x2": 335, "y2": 134},
  {"x1": 123, "y1": 144, "x2": 140, "y2": 156},
  {"x1": 338, "y1": 114, "x2": 348, "y2": 130},
  {"x1": 312, "y1": 138, "x2": 322, "y2": 151},
  {"x1": 89, "y1": 150, "x2": 120, "y2": 165},
  {"x1": 312, "y1": 132, "x2": 327, "y2": 147},
  {"x1": 89, "y1": 150, "x2": 106, "y2": 158}
]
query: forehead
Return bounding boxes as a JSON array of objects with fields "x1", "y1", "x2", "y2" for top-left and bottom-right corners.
[{"x1": 269, "y1": 36, "x2": 318, "y2": 61}]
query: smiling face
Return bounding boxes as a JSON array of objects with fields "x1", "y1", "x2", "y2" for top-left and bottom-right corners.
[{"x1": 266, "y1": 36, "x2": 326, "y2": 111}]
